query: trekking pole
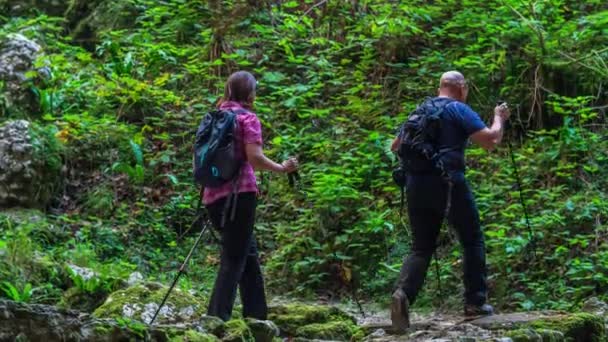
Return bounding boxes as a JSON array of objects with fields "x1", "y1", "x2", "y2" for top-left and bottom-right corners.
[
  {"x1": 288, "y1": 170, "x2": 301, "y2": 188},
  {"x1": 350, "y1": 277, "x2": 366, "y2": 318},
  {"x1": 433, "y1": 182, "x2": 452, "y2": 309},
  {"x1": 433, "y1": 252, "x2": 443, "y2": 306},
  {"x1": 149, "y1": 214, "x2": 211, "y2": 326},
  {"x1": 506, "y1": 136, "x2": 536, "y2": 259},
  {"x1": 497, "y1": 100, "x2": 536, "y2": 260}
]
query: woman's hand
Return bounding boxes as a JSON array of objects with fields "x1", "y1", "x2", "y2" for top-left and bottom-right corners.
[
  {"x1": 281, "y1": 157, "x2": 299, "y2": 173},
  {"x1": 246, "y1": 144, "x2": 299, "y2": 174}
]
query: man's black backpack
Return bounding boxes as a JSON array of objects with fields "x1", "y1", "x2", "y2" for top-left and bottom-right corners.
[
  {"x1": 393, "y1": 97, "x2": 456, "y2": 188},
  {"x1": 193, "y1": 109, "x2": 247, "y2": 188}
]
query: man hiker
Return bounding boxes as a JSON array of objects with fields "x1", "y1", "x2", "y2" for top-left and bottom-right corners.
[{"x1": 390, "y1": 71, "x2": 511, "y2": 331}]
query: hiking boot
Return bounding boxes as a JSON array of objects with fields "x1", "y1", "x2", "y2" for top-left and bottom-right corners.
[
  {"x1": 464, "y1": 303, "x2": 494, "y2": 318},
  {"x1": 390, "y1": 288, "x2": 410, "y2": 333}
]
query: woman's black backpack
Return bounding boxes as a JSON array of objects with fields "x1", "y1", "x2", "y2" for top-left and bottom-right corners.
[{"x1": 193, "y1": 109, "x2": 247, "y2": 188}]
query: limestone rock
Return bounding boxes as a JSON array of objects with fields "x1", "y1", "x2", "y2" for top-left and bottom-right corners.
[
  {"x1": 0, "y1": 120, "x2": 62, "y2": 208},
  {"x1": 582, "y1": 297, "x2": 608, "y2": 320},
  {"x1": 0, "y1": 34, "x2": 47, "y2": 116},
  {"x1": 68, "y1": 264, "x2": 97, "y2": 281},
  {"x1": 127, "y1": 271, "x2": 144, "y2": 286}
]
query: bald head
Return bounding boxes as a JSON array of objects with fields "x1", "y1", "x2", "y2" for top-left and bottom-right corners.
[
  {"x1": 440, "y1": 71, "x2": 466, "y2": 88},
  {"x1": 438, "y1": 71, "x2": 468, "y2": 102}
]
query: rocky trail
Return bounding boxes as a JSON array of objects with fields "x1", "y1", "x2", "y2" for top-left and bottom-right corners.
[{"x1": 1, "y1": 285, "x2": 606, "y2": 342}]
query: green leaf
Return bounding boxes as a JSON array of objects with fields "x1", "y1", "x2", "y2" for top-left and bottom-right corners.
[{"x1": 129, "y1": 140, "x2": 144, "y2": 166}]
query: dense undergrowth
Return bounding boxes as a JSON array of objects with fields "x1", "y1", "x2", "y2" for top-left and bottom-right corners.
[{"x1": 0, "y1": 0, "x2": 607, "y2": 315}]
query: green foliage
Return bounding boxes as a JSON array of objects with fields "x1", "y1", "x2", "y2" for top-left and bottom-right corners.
[
  {"x1": 28, "y1": 122, "x2": 64, "y2": 204},
  {"x1": 111, "y1": 140, "x2": 145, "y2": 185},
  {"x1": 0, "y1": 213, "x2": 64, "y2": 304},
  {"x1": 0, "y1": 0, "x2": 606, "y2": 315},
  {"x1": 0, "y1": 282, "x2": 34, "y2": 303},
  {"x1": 67, "y1": 270, "x2": 105, "y2": 295},
  {"x1": 82, "y1": 184, "x2": 115, "y2": 217},
  {"x1": 223, "y1": 320, "x2": 254, "y2": 342}
]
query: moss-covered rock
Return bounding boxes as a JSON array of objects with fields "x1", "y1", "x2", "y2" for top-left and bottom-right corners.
[
  {"x1": 93, "y1": 282, "x2": 206, "y2": 325},
  {"x1": 506, "y1": 328, "x2": 565, "y2": 342},
  {"x1": 245, "y1": 318, "x2": 279, "y2": 342},
  {"x1": 529, "y1": 313, "x2": 605, "y2": 342},
  {"x1": 222, "y1": 319, "x2": 254, "y2": 342},
  {"x1": 268, "y1": 303, "x2": 356, "y2": 336},
  {"x1": 295, "y1": 320, "x2": 363, "y2": 341},
  {"x1": 199, "y1": 315, "x2": 227, "y2": 336},
  {"x1": 537, "y1": 329, "x2": 566, "y2": 341}
]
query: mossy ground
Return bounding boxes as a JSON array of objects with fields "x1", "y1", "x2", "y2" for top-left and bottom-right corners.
[
  {"x1": 59, "y1": 286, "x2": 109, "y2": 312},
  {"x1": 296, "y1": 320, "x2": 363, "y2": 341},
  {"x1": 507, "y1": 328, "x2": 565, "y2": 342},
  {"x1": 528, "y1": 313, "x2": 606, "y2": 342},
  {"x1": 167, "y1": 329, "x2": 220, "y2": 342},
  {"x1": 223, "y1": 319, "x2": 254, "y2": 342},
  {"x1": 499, "y1": 312, "x2": 605, "y2": 342},
  {"x1": 268, "y1": 303, "x2": 361, "y2": 340}
]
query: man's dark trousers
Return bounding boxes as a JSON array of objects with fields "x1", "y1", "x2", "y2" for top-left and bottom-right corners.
[{"x1": 397, "y1": 173, "x2": 487, "y2": 306}]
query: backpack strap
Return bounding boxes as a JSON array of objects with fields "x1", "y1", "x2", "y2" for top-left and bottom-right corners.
[
  {"x1": 218, "y1": 108, "x2": 248, "y2": 227},
  {"x1": 231, "y1": 109, "x2": 249, "y2": 115},
  {"x1": 426, "y1": 97, "x2": 456, "y2": 118}
]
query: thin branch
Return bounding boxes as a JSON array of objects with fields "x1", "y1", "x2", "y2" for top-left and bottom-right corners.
[
  {"x1": 503, "y1": 2, "x2": 547, "y2": 35},
  {"x1": 593, "y1": 50, "x2": 608, "y2": 71},
  {"x1": 588, "y1": 104, "x2": 608, "y2": 111},
  {"x1": 297, "y1": 0, "x2": 330, "y2": 24},
  {"x1": 560, "y1": 47, "x2": 608, "y2": 65},
  {"x1": 559, "y1": 51, "x2": 608, "y2": 77}
]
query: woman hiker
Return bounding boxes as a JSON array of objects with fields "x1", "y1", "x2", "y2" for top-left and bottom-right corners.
[{"x1": 203, "y1": 71, "x2": 299, "y2": 321}]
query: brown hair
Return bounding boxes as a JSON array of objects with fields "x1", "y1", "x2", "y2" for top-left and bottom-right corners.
[{"x1": 220, "y1": 71, "x2": 257, "y2": 109}]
